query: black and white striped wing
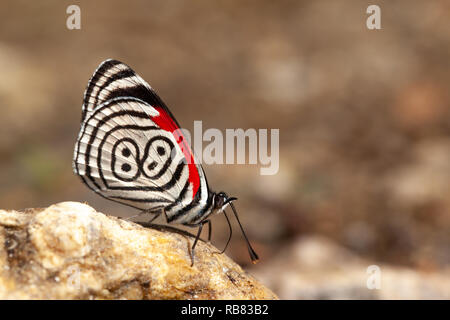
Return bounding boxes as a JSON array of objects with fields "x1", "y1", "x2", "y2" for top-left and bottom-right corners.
[
  {"x1": 74, "y1": 97, "x2": 188, "y2": 210},
  {"x1": 81, "y1": 59, "x2": 175, "y2": 124},
  {"x1": 73, "y1": 60, "x2": 211, "y2": 223}
]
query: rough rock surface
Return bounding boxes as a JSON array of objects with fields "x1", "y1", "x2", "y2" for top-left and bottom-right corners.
[{"x1": 0, "y1": 202, "x2": 277, "y2": 299}]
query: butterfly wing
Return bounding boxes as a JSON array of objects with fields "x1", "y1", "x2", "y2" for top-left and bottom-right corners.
[
  {"x1": 74, "y1": 60, "x2": 212, "y2": 224},
  {"x1": 81, "y1": 59, "x2": 178, "y2": 125}
]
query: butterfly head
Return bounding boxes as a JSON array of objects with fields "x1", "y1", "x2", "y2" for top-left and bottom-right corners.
[{"x1": 213, "y1": 191, "x2": 237, "y2": 212}]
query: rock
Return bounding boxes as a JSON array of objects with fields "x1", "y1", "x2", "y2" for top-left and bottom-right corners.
[
  {"x1": 0, "y1": 202, "x2": 277, "y2": 300},
  {"x1": 250, "y1": 236, "x2": 449, "y2": 299}
]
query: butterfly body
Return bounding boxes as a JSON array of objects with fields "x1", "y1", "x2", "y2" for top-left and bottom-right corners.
[{"x1": 73, "y1": 59, "x2": 258, "y2": 264}]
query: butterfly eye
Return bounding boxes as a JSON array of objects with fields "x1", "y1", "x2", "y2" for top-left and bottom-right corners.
[
  {"x1": 141, "y1": 136, "x2": 175, "y2": 179},
  {"x1": 110, "y1": 138, "x2": 140, "y2": 182}
]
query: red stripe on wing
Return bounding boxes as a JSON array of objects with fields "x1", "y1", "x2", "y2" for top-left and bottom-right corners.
[{"x1": 151, "y1": 107, "x2": 200, "y2": 199}]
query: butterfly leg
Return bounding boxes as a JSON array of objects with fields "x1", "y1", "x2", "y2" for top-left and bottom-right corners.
[
  {"x1": 162, "y1": 208, "x2": 171, "y2": 224},
  {"x1": 206, "y1": 220, "x2": 212, "y2": 243},
  {"x1": 147, "y1": 208, "x2": 164, "y2": 223},
  {"x1": 190, "y1": 220, "x2": 210, "y2": 267},
  {"x1": 122, "y1": 211, "x2": 148, "y2": 221},
  {"x1": 123, "y1": 207, "x2": 163, "y2": 222}
]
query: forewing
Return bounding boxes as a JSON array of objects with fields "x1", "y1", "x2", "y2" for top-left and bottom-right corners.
[
  {"x1": 75, "y1": 59, "x2": 209, "y2": 215},
  {"x1": 81, "y1": 59, "x2": 179, "y2": 125}
]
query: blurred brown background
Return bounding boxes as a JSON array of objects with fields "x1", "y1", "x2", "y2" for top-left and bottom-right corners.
[{"x1": 0, "y1": 1, "x2": 449, "y2": 299}]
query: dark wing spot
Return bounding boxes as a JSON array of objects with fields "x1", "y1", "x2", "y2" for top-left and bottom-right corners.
[
  {"x1": 147, "y1": 162, "x2": 157, "y2": 170},
  {"x1": 122, "y1": 148, "x2": 131, "y2": 157},
  {"x1": 121, "y1": 163, "x2": 131, "y2": 172},
  {"x1": 157, "y1": 146, "x2": 165, "y2": 156}
]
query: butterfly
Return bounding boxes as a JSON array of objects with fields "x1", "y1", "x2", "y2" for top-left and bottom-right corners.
[{"x1": 73, "y1": 59, "x2": 258, "y2": 265}]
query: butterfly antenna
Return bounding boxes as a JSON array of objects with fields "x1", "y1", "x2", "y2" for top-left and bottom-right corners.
[
  {"x1": 220, "y1": 210, "x2": 232, "y2": 254},
  {"x1": 229, "y1": 201, "x2": 259, "y2": 264}
]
